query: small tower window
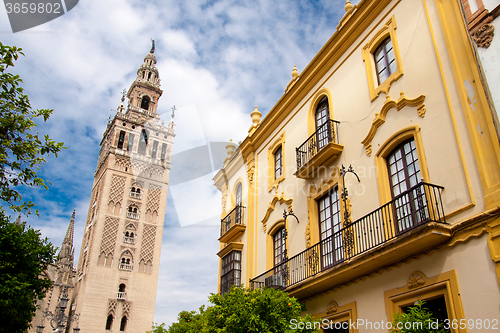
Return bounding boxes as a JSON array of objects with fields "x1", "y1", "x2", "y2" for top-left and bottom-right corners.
[
  {"x1": 120, "y1": 316, "x2": 128, "y2": 331},
  {"x1": 141, "y1": 96, "x2": 150, "y2": 110},
  {"x1": 152, "y1": 140, "x2": 159, "y2": 158},
  {"x1": 160, "y1": 143, "x2": 167, "y2": 161},
  {"x1": 119, "y1": 283, "x2": 126, "y2": 292},
  {"x1": 127, "y1": 133, "x2": 135, "y2": 151},
  {"x1": 106, "y1": 315, "x2": 113, "y2": 330},
  {"x1": 148, "y1": 72, "x2": 152, "y2": 81},
  {"x1": 117, "y1": 131, "x2": 125, "y2": 149},
  {"x1": 138, "y1": 129, "x2": 148, "y2": 155}
]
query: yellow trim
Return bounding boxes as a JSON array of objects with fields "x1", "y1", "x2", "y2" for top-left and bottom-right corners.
[
  {"x1": 268, "y1": 132, "x2": 286, "y2": 192},
  {"x1": 384, "y1": 270, "x2": 467, "y2": 333},
  {"x1": 307, "y1": 88, "x2": 335, "y2": 136},
  {"x1": 311, "y1": 301, "x2": 358, "y2": 333},
  {"x1": 216, "y1": 242, "x2": 244, "y2": 259},
  {"x1": 375, "y1": 125, "x2": 430, "y2": 205},
  {"x1": 421, "y1": 0, "x2": 476, "y2": 211},
  {"x1": 361, "y1": 93, "x2": 426, "y2": 156},
  {"x1": 261, "y1": 192, "x2": 293, "y2": 233},
  {"x1": 266, "y1": 219, "x2": 288, "y2": 271},
  {"x1": 486, "y1": 217, "x2": 500, "y2": 286},
  {"x1": 245, "y1": 151, "x2": 256, "y2": 286},
  {"x1": 362, "y1": 15, "x2": 404, "y2": 102},
  {"x1": 430, "y1": 0, "x2": 500, "y2": 208}
]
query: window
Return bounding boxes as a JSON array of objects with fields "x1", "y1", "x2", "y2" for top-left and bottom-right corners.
[
  {"x1": 402, "y1": 296, "x2": 449, "y2": 330},
  {"x1": 235, "y1": 183, "x2": 242, "y2": 225},
  {"x1": 387, "y1": 139, "x2": 427, "y2": 233},
  {"x1": 141, "y1": 96, "x2": 150, "y2": 110},
  {"x1": 362, "y1": 16, "x2": 403, "y2": 101},
  {"x1": 152, "y1": 140, "x2": 159, "y2": 158},
  {"x1": 220, "y1": 250, "x2": 241, "y2": 295},
  {"x1": 120, "y1": 316, "x2": 127, "y2": 331},
  {"x1": 273, "y1": 227, "x2": 286, "y2": 272},
  {"x1": 138, "y1": 129, "x2": 148, "y2": 155},
  {"x1": 315, "y1": 96, "x2": 330, "y2": 150},
  {"x1": 274, "y1": 146, "x2": 283, "y2": 179},
  {"x1": 374, "y1": 37, "x2": 396, "y2": 85},
  {"x1": 118, "y1": 131, "x2": 125, "y2": 149},
  {"x1": 160, "y1": 143, "x2": 167, "y2": 161},
  {"x1": 318, "y1": 188, "x2": 343, "y2": 269},
  {"x1": 105, "y1": 315, "x2": 113, "y2": 330},
  {"x1": 127, "y1": 133, "x2": 135, "y2": 151}
]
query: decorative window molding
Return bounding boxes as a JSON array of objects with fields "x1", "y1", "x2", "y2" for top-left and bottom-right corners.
[
  {"x1": 361, "y1": 92, "x2": 426, "y2": 156},
  {"x1": 261, "y1": 192, "x2": 293, "y2": 232},
  {"x1": 384, "y1": 270, "x2": 466, "y2": 331},
  {"x1": 311, "y1": 301, "x2": 358, "y2": 333},
  {"x1": 307, "y1": 88, "x2": 335, "y2": 136},
  {"x1": 268, "y1": 132, "x2": 286, "y2": 192},
  {"x1": 362, "y1": 16, "x2": 404, "y2": 102}
]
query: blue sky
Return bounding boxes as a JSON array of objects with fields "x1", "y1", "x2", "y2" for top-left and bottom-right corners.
[{"x1": 0, "y1": 0, "x2": 347, "y2": 326}]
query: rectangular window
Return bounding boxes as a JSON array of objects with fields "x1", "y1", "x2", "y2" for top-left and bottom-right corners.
[
  {"x1": 220, "y1": 250, "x2": 241, "y2": 295},
  {"x1": 274, "y1": 146, "x2": 282, "y2": 179},
  {"x1": 152, "y1": 141, "x2": 159, "y2": 158},
  {"x1": 117, "y1": 131, "x2": 125, "y2": 149},
  {"x1": 375, "y1": 37, "x2": 396, "y2": 85},
  {"x1": 160, "y1": 143, "x2": 167, "y2": 161},
  {"x1": 402, "y1": 296, "x2": 450, "y2": 332},
  {"x1": 273, "y1": 228, "x2": 286, "y2": 270},
  {"x1": 127, "y1": 134, "x2": 135, "y2": 152},
  {"x1": 318, "y1": 188, "x2": 342, "y2": 269}
]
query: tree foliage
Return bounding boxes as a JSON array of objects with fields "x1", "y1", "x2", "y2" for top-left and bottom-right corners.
[
  {"x1": 0, "y1": 41, "x2": 65, "y2": 214},
  {"x1": 390, "y1": 300, "x2": 447, "y2": 333},
  {"x1": 0, "y1": 211, "x2": 56, "y2": 333},
  {"x1": 149, "y1": 286, "x2": 320, "y2": 333},
  {"x1": 0, "y1": 42, "x2": 64, "y2": 332}
]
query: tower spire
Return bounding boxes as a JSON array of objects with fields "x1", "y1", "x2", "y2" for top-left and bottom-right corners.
[{"x1": 58, "y1": 210, "x2": 75, "y2": 262}]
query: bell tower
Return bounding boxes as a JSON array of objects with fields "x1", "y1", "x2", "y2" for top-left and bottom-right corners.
[{"x1": 70, "y1": 43, "x2": 175, "y2": 333}]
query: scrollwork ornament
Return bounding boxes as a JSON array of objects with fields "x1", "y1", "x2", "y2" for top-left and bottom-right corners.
[
  {"x1": 407, "y1": 271, "x2": 426, "y2": 289},
  {"x1": 472, "y1": 23, "x2": 494, "y2": 48},
  {"x1": 326, "y1": 300, "x2": 339, "y2": 315}
]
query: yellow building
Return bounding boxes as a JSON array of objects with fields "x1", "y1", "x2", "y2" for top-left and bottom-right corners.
[{"x1": 213, "y1": 0, "x2": 500, "y2": 331}]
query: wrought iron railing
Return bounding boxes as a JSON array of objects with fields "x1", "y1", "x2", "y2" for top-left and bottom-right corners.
[
  {"x1": 220, "y1": 206, "x2": 245, "y2": 237},
  {"x1": 296, "y1": 119, "x2": 340, "y2": 169},
  {"x1": 116, "y1": 292, "x2": 127, "y2": 300},
  {"x1": 123, "y1": 236, "x2": 135, "y2": 245},
  {"x1": 250, "y1": 182, "x2": 445, "y2": 290},
  {"x1": 129, "y1": 191, "x2": 142, "y2": 199}
]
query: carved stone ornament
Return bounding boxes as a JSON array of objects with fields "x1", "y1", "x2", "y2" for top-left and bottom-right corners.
[
  {"x1": 326, "y1": 300, "x2": 339, "y2": 315},
  {"x1": 472, "y1": 23, "x2": 495, "y2": 48},
  {"x1": 407, "y1": 271, "x2": 426, "y2": 289}
]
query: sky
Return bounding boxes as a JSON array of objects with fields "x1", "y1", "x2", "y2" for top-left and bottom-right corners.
[{"x1": 0, "y1": 0, "x2": 347, "y2": 327}]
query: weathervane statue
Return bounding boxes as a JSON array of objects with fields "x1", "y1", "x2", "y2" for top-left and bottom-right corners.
[{"x1": 150, "y1": 38, "x2": 155, "y2": 54}]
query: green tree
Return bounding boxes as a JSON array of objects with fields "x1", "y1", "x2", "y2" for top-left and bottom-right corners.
[
  {"x1": 0, "y1": 42, "x2": 65, "y2": 214},
  {"x1": 390, "y1": 300, "x2": 448, "y2": 333},
  {"x1": 0, "y1": 42, "x2": 65, "y2": 333},
  {"x1": 0, "y1": 212, "x2": 56, "y2": 333},
  {"x1": 150, "y1": 286, "x2": 320, "y2": 333}
]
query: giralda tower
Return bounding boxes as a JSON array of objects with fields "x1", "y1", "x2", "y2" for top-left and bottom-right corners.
[{"x1": 70, "y1": 44, "x2": 175, "y2": 332}]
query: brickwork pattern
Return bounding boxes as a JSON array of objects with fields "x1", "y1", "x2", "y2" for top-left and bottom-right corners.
[{"x1": 139, "y1": 224, "x2": 156, "y2": 263}]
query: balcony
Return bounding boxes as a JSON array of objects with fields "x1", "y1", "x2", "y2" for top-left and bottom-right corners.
[
  {"x1": 119, "y1": 263, "x2": 133, "y2": 271},
  {"x1": 129, "y1": 191, "x2": 142, "y2": 200},
  {"x1": 295, "y1": 119, "x2": 343, "y2": 179},
  {"x1": 117, "y1": 292, "x2": 127, "y2": 300},
  {"x1": 219, "y1": 206, "x2": 246, "y2": 243},
  {"x1": 250, "y1": 182, "x2": 450, "y2": 299},
  {"x1": 126, "y1": 212, "x2": 140, "y2": 220},
  {"x1": 123, "y1": 236, "x2": 135, "y2": 245}
]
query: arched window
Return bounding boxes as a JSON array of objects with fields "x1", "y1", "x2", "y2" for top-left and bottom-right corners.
[
  {"x1": 374, "y1": 37, "x2": 396, "y2": 85},
  {"x1": 235, "y1": 183, "x2": 242, "y2": 225},
  {"x1": 118, "y1": 283, "x2": 126, "y2": 292},
  {"x1": 125, "y1": 231, "x2": 130, "y2": 237},
  {"x1": 141, "y1": 96, "x2": 150, "y2": 110},
  {"x1": 138, "y1": 129, "x2": 148, "y2": 155},
  {"x1": 273, "y1": 227, "x2": 286, "y2": 272},
  {"x1": 387, "y1": 138, "x2": 425, "y2": 233},
  {"x1": 120, "y1": 316, "x2": 127, "y2": 331},
  {"x1": 106, "y1": 315, "x2": 113, "y2": 330},
  {"x1": 318, "y1": 187, "x2": 342, "y2": 269},
  {"x1": 315, "y1": 96, "x2": 330, "y2": 150},
  {"x1": 117, "y1": 131, "x2": 125, "y2": 149}
]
